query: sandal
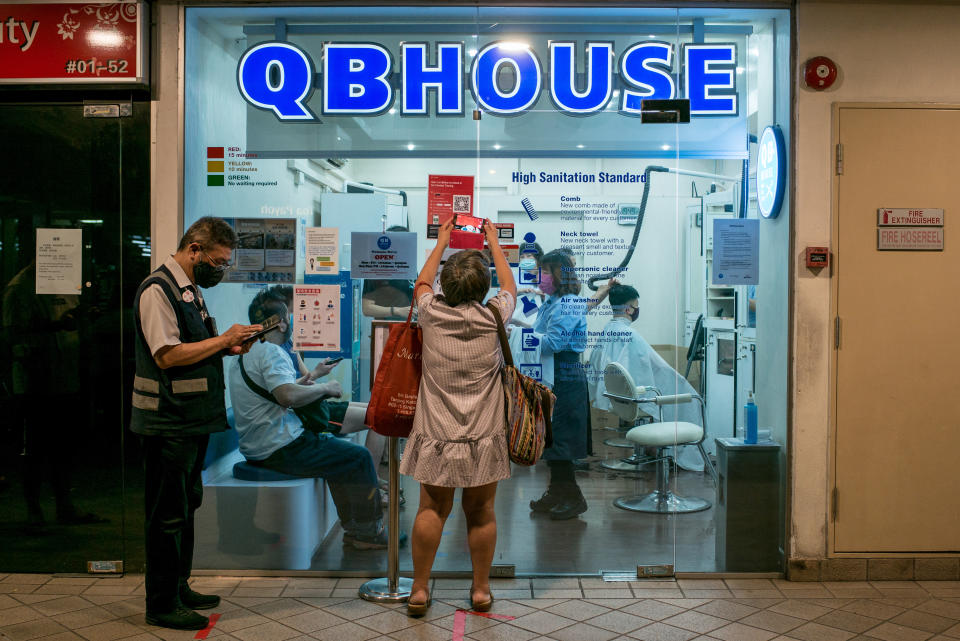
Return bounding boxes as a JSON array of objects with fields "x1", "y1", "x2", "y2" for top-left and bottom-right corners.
[
  {"x1": 406, "y1": 590, "x2": 431, "y2": 616},
  {"x1": 469, "y1": 586, "x2": 493, "y2": 612}
]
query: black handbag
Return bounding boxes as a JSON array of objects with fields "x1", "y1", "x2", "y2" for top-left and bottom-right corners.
[{"x1": 238, "y1": 355, "x2": 342, "y2": 435}]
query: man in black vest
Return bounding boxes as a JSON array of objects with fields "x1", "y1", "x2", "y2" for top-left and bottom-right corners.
[{"x1": 131, "y1": 217, "x2": 261, "y2": 630}]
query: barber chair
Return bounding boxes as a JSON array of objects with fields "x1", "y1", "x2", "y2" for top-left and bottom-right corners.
[
  {"x1": 603, "y1": 362, "x2": 718, "y2": 514},
  {"x1": 600, "y1": 415, "x2": 657, "y2": 472}
]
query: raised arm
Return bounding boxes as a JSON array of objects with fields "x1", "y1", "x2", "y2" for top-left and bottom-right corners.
[
  {"x1": 585, "y1": 277, "x2": 619, "y2": 312},
  {"x1": 414, "y1": 219, "x2": 453, "y2": 301},
  {"x1": 484, "y1": 220, "x2": 516, "y2": 299}
]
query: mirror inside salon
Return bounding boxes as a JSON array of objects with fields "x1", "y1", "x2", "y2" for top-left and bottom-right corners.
[{"x1": 182, "y1": 5, "x2": 791, "y2": 575}]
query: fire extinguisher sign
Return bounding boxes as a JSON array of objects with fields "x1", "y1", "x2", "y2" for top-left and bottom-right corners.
[{"x1": 877, "y1": 208, "x2": 944, "y2": 227}]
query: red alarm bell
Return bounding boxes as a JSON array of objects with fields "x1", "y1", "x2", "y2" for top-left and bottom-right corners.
[{"x1": 803, "y1": 56, "x2": 838, "y2": 91}]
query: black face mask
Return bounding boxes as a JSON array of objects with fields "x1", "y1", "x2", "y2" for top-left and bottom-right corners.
[
  {"x1": 194, "y1": 260, "x2": 225, "y2": 289},
  {"x1": 629, "y1": 308, "x2": 640, "y2": 322}
]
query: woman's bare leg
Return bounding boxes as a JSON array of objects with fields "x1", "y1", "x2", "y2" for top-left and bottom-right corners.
[
  {"x1": 410, "y1": 484, "x2": 455, "y2": 604},
  {"x1": 461, "y1": 482, "x2": 498, "y2": 604}
]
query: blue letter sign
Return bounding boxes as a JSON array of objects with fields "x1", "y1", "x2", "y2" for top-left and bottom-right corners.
[
  {"x1": 322, "y1": 43, "x2": 393, "y2": 114},
  {"x1": 619, "y1": 42, "x2": 675, "y2": 114},
  {"x1": 237, "y1": 42, "x2": 315, "y2": 120},
  {"x1": 236, "y1": 40, "x2": 741, "y2": 121},
  {"x1": 549, "y1": 42, "x2": 613, "y2": 114},
  {"x1": 401, "y1": 42, "x2": 464, "y2": 115},
  {"x1": 471, "y1": 42, "x2": 543, "y2": 114},
  {"x1": 683, "y1": 44, "x2": 737, "y2": 115}
]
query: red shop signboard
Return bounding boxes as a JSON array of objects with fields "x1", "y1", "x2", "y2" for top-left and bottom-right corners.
[{"x1": 0, "y1": 1, "x2": 146, "y2": 84}]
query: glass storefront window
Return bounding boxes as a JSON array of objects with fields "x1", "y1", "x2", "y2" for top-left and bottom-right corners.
[{"x1": 184, "y1": 5, "x2": 790, "y2": 575}]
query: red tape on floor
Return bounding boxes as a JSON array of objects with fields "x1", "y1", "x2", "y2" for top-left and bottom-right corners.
[
  {"x1": 452, "y1": 608, "x2": 515, "y2": 641},
  {"x1": 194, "y1": 613, "x2": 221, "y2": 639}
]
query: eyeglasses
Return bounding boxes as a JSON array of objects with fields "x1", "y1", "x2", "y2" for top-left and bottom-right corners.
[{"x1": 201, "y1": 251, "x2": 233, "y2": 272}]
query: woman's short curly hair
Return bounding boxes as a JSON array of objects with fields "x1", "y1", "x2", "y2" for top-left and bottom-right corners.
[{"x1": 439, "y1": 250, "x2": 491, "y2": 307}]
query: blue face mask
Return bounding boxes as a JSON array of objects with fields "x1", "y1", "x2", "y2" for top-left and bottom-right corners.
[{"x1": 519, "y1": 258, "x2": 538, "y2": 271}]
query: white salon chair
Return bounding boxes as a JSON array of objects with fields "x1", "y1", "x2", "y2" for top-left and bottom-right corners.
[
  {"x1": 600, "y1": 413, "x2": 657, "y2": 473},
  {"x1": 603, "y1": 362, "x2": 718, "y2": 514}
]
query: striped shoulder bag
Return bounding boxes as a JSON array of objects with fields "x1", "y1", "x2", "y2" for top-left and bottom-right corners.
[{"x1": 486, "y1": 302, "x2": 555, "y2": 466}]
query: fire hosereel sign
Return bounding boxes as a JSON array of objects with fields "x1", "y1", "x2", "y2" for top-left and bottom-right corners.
[{"x1": 877, "y1": 208, "x2": 944, "y2": 251}]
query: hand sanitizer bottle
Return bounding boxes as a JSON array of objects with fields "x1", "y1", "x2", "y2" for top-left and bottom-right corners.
[{"x1": 744, "y1": 392, "x2": 758, "y2": 444}]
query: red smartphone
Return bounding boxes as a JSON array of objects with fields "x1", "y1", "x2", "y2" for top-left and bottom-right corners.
[{"x1": 453, "y1": 214, "x2": 484, "y2": 233}]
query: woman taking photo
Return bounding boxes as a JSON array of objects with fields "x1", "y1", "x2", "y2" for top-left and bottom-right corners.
[
  {"x1": 399, "y1": 219, "x2": 516, "y2": 615},
  {"x1": 528, "y1": 250, "x2": 590, "y2": 520}
]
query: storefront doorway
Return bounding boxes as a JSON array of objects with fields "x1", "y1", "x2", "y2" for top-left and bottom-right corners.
[
  {"x1": 182, "y1": 5, "x2": 790, "y2": 576},
  {"x1": 0, "y1": 100, "x2": 150, "y2": 573}
]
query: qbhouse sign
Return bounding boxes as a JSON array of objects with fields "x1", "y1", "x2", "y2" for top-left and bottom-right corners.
[{"x1": 237, "y1": 40, "x2": 739, "y2": 120}]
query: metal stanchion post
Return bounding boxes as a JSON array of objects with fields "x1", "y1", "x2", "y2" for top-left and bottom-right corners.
[{"x1": 359, "y1": 436, "x2": 412, "y2": 602}]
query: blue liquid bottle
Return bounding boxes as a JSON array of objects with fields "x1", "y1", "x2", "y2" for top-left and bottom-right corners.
[{"x1": 744, "y1": 392, "x2": 758, "y2": 444}]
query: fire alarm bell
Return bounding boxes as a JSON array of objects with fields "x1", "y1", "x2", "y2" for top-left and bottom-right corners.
[
  {"x1": 803, "y1": 56, "x2": 838, "y2": 91},
  {"x1": 806, "y1": 246, "x2": 830, "y2": 268}
]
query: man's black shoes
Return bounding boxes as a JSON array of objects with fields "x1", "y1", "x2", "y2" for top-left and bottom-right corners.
[
  {"x1": 549, "y1": 495, "x2": 588, "y2": 520},
  {"x1": 180, "y1": 587, "x2": 221, "y2": 610},
  {"x1": 145, "y1": 606, "x2": 209, "y2": 630},
  {"x1": 529, "y1": 490, "x2": 562, "y2": 513}
]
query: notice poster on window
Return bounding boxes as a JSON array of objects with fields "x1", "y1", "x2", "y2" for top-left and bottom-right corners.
[
  {"x1": 293, "y1": 284, "x2": 341, "y2": 352},
  {"x1": 427, "y1": 174, "x2": 474, "y2": 238},
  {"x1": 713, "y1": 218, "x2": 759, "y2": 285},
  {"x1": 36, "y1": 228, "x2": 82, "y2": 295},
  {"x1": 223, "y1": 217, "x2": 296, "y2": 283},
  {"x1": 351, "y1": 231, "x2": 417, "y2": 279},
  {"x1": 305, "y1": 227, "x2": 339, "y2": 275}
]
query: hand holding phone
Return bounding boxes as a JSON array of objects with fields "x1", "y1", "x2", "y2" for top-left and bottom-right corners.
[
  {"x1": 241, "y1": 314, "x2": 282, "y2": 345},
  {"x1": 222, "y1": 323, "x2": 263, "y2": 349}
]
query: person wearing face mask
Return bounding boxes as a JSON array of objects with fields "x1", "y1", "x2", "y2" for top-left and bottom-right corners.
[
  {"x1": 511, "y1": 243, "x2": 544, "y2": 329},
  {"x1": 586, "y1": 284, "x2": 705, "y2": 472},
  {"x1": 131, "y1": 217, "x2": 262, "y2": 631},
  {"x1": 527, "y1": 250, "x2": 591, "y2": 520},
  {"x1": 240, "y1": 287, "x2": 390, "y2": 501},
  {"x1": 227, "y1": 296, "x2": 402, "y2": 551}
]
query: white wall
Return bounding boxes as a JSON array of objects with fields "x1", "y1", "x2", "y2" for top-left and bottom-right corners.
[{"x1": 793, "y1": 0, "x2": 960, "y2": 558}]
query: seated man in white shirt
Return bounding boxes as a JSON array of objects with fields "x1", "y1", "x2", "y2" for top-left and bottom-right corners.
[
  {"x1": 227, "y1": 295, "x2": 405, "y2": 550},
  {"x1": 587, "y1": 284, "x2": 705, "y2": 472}
]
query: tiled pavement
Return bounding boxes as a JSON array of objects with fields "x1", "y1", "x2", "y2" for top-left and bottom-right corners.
[{"x1": 3, "y1": 575, "x2": 960, "y2": 641}]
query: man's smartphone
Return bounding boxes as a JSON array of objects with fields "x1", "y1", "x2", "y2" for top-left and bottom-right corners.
[
  {"x1": 242, "y1": 314, "x2": 282, "y2": 344},
  {"x1": 325, "y1": 356, "x2": 345, "y2": 365}
]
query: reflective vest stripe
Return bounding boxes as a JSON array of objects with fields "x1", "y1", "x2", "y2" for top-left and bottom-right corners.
[
  {"x1": 171, "y1": 378, "x2": 209, "y2": 394},
  {"x1": 134, "y1": 375, "x2": 160, "y2": 394}
]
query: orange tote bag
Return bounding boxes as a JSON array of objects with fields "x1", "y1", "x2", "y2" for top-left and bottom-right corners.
[{"x1": 364, "y1": 302, "x2": 422, "y2": 437}]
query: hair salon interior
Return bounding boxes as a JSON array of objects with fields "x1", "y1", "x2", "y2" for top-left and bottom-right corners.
[{"x1": 1, "y1": 0, "x2": 958, "y2": 584}]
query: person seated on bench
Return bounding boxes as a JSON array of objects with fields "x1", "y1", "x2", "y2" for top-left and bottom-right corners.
[
  {"x1": 587, "y1": 284, "x2": 705, "y2": 472},
  {"x1": 227, "y1": 295, "x2": 406, "y2": 550},
  {"x1": 248, "y1": 286, "x2": 389, "y2": 474}
]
